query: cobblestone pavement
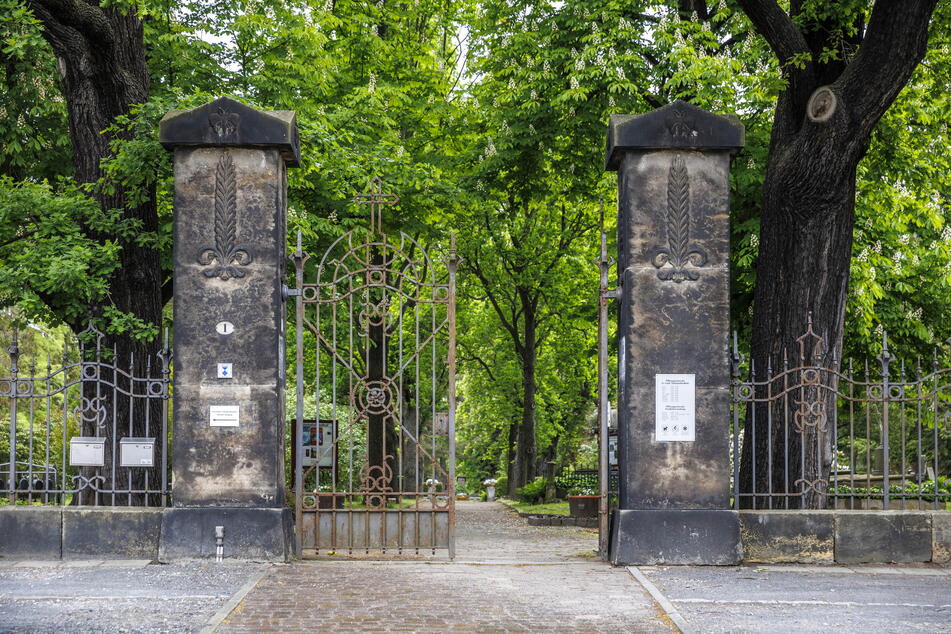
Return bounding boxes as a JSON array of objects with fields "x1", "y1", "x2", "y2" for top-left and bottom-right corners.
[
  {"x1": 217, "y1": 501, "x2": 669, "y2": 633},
  {"x1": 638, "y1": 563, "x2": 951, "y2": 633},
  {"x1": 0, "y1": 560, "x2": 265, "y2": 633}
]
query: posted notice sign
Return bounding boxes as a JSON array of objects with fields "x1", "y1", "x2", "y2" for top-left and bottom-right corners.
[
  {"x1": 210, "y1": 405, "x2": 240, "y2": 427},
  {"x1": 655, "y1": 374, "x2": 695, "y2": 442}
]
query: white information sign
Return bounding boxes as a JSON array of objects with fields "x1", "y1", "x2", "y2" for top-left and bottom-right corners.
[
  {"x1": 655, "y1": 374, "x2": 695, "y2": 442},
  {"x1": 215, "y1": 321, "x2": 234, "y2": 335},
  {"x1": 217, "y1": 363, "x2": 233, "y2": 379},
  {"x1": 210, "y1": 405, "x2": 240, "y2": 427}
]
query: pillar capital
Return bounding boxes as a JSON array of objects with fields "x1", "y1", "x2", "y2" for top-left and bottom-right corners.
[
  {"x1": 160, "y1": 96, "x2": 300, "y2": 167},
  {"x1": 605, "y1": 100, "x2": 744, "y2": 170}
]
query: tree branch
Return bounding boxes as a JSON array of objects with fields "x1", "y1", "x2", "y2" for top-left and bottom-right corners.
[{"x1": 839, "y1": 0, "x2": 938, "y2": 136}]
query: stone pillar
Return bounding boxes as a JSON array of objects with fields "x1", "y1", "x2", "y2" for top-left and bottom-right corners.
[
  {"x1": 156, "y1": 97, "x2": 299, "y2": 561},
  {"x1": 605, "y1": 100, "x2": 744, "y2": 565}
]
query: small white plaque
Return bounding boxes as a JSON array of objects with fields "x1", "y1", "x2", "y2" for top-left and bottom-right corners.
[
  {"x1": 216, "y1": 321, "x2": 234, "y2": 335},
  {"x1": 655, "y1": 374, "x2": 695, "y2": 442},
  {"x1": 217, "y1": 363, "x2": 233, "y2": 379},
  {"x1": 210, "y1": 405, "x2": 240, "y2": 427}
]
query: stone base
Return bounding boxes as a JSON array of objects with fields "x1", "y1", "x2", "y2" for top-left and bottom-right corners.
[
  {"x1": 609, "y1": 509, "x2": 741, "y2": 565},
  {"x1": 158, "y1": 507, "x2": 294, "y2": 562},
  {"x1": 834, "y1": 511, "x2": 932, "y2": 564},
  {"x1": 64, "y1": 508, "x2": 162, "y2": 560},
  {"x1": 739, "y1": 511, "x2": 834, "y2": 564}
]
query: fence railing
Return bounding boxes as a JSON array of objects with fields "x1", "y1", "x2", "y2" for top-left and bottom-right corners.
[
  {"x1": 1, "y1": 324, "x2": 171, "y2": 506},
  {"x1": 731, "y1": 319, "x2": 951, "y2": 511}
]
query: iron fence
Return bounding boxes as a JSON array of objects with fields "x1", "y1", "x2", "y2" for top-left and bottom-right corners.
[
  {"x1": 1, "y1": 324, "x2": 171, "y2": 506},
  {"x1": 731, "y1": 318, "x2": 951, "y2": 510}
]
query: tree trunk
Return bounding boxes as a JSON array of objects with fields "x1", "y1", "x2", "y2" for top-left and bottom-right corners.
[
  {"x1": 512, "y1": 287, "x2": 538, "y2": 491},
  {"x1": 736, "y1": 0, "x2": 938, "y2": 509},
  {"x1": 27, "y1": 1, "x2": 164, "y2": 505},
  {"x1": 506, "y1": 416, "x2": 517, "y2": 497}
]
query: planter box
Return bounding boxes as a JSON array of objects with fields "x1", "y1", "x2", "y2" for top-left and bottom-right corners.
[{"x1": 568, "y1": 495, "x2": 599, "y2": 518}]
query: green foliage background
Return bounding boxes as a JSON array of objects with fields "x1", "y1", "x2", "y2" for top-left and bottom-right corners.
[{"x1": 0, "y1": 0, "x2": 948, "y2": 487}]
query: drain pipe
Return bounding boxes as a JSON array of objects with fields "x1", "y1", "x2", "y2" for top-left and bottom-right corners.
[{"x1": 215, "y1": 525, "x2": 225, "y2": 562}]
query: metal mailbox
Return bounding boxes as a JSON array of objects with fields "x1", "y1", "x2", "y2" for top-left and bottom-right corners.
[
  {"x1": 70, "y1": 437, "x2": 105, "y2": 467},
  {"x1": 119, "y1": 437, "x2": 155, "y2": 467}
]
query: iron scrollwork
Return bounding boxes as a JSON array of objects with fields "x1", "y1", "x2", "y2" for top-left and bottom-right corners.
[
  {"x1": 652, "y1": 156, "x2": 707, "y2": 282},
  {"x1": 198, "y1": 153, "x2": 254, "y2": 280}
]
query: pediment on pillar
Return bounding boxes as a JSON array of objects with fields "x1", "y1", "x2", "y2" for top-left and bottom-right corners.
[
  {"x1": 159, "y1": 96, "x2": 300, "y2": 167},
  {"x1": 605, "y1": 100, "x2": 744, "y2": 170}
]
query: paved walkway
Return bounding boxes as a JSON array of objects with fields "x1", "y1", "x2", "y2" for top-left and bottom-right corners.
[
  {"x1": 216, "y1": 501, "x2": 668, "y2": 632},
  {"x1": 4, "y1": 503, "x2": 949, "y2": 632}
]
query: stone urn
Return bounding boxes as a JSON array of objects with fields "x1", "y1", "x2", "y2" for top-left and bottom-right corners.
[{"x1": 486, "y1": 485, "x2": 496, "y2": 502}]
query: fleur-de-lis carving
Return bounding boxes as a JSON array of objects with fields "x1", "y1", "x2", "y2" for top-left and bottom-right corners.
[
  {"x1": 198, "y1": 153, "x2": 254, "y2": 280},
  {"x1": 209, "y1": 107, "x2": 239, "y2": 140},
  {"x1": 652, "y1": 156, "x2": 707, "y2": 282}
]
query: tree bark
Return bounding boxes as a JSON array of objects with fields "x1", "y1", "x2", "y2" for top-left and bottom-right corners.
[
  {"x1": 27, "y1": 1, "x2": 163, "y2": 504},
  {"x1": 737, "y1": 0, "x2": 938, "y2": 508},
  {"x1": 513, "y1": 286, "x2": 538, "y2": 491}
]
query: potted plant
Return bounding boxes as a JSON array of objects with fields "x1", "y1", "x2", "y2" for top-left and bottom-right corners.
[
  {"x1": 567, "y1": 487, "x2": 599, "y2": 518},
  {"x1": 483, "y1": 478, "x2": 498, "y2": 501}
]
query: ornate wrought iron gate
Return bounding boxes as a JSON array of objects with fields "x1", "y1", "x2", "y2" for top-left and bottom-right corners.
[{"x1": 292, "y1": 178, "x2": 458, "y2": 558}]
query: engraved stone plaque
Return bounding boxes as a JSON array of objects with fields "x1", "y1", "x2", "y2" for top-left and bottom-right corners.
[{"x1": 655, "y1": 374, "x2": 695, "y2": 442}]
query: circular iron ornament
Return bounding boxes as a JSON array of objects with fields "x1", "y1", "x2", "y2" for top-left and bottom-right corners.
[
  {"x1": 433, "y1": 286, "x2": 450, "y2": 301},
  {"x1": 355, "y1": 379, "x2": 396, "y2": 416},
  {"x1": 367, "y1": 269, "x2": 385, "y2": 286},
  {"x1": 889, "y1": 385, "x2": 905, "y2": 399},
  {"x1": 81, "y1": 364, "x2": 99, "y2": 380},
  {"x1": 868, "y1": 385, "x2": 884, "y2": 400},
  {"x1": 737, "y1": 385, "x2": 754, "y2": 399},
  {"x1": 301, "y1": 286, "x2": 319, "y2": 301},
  {"x1": 301, "y1": 494, "x2": 318, "y2": 510},
  {"x1": 0, "y1": 380, "x2": 12, "y2": 397},
  {"x1": 801, "y1": 368, "x2": 820, "y2": 385},
  {"x1": 147, "y1": 381, "x2": 166, "y2": 396},
  {"x1": 431, "y1": 493, "x2": 451, "y2": 510},
  {"x1": 15, "y1": 380, "x2": 34, "y2": 396}
]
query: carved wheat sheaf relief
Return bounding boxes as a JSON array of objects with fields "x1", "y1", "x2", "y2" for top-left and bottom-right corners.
[
  {"x1": 198, "y1": 153, "x2": 254, "y2": 280},
  {"x1": 651, "y1": 155, "x2": 707, "y2": 282}
]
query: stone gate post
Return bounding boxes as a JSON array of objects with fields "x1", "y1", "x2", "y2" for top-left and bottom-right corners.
[
  {"x1": 157, "y1": 97, "x2": 299, "y2": 560},
  {"x1": 605, "y1": 100, "x2": 744, "y2": 565}
]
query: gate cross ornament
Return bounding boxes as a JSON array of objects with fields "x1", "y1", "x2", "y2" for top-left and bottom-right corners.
[{"x1": 354, "y1": 176, "x2": 400, "y2": 234}]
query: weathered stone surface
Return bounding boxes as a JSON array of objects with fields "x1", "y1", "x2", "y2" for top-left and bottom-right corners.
[
  {"x1": 610, "y1": 509, "x2": 741, "y2": 565},
  {"x1": 835, "y1": 512, "x2": 932, "y2": 563},
  {"x1": 620, "y1": 385, "x2": 730, "y2": 508},
  {"x1": 930, "y1": 511, "x2": 951, "y2": 563},
  {"x1": 0, "y1": 507, "x2": 61, "y2": 560},
  {"x1": 160, "y1": 96, "x2": 300, "y2": 166},
  {"x1": 740, "y1": 511, "x2": 834, "y2": 563},
  {"x1": 168, "y1": 146, "x2": 289, "y2": 508},
  {"x1": 607, "y1": 104, "x2": 743, "y2": 564},
  {"x1": 63, "y1": 508, "x2": 161, "y2": 560},
  {"x1": 158, "y1": 507, "x2": 294, "y2": 562},
  {"x1": 606, "y1": 100, "x2": 744, "y2": 170}
]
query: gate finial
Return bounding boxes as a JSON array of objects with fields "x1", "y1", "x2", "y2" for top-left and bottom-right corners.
[{"x1": 354, "y1": 176, "x2": 400, "y2": 234}]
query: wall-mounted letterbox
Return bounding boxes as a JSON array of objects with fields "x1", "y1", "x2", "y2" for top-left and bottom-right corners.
[
  {"x1": 119, "y1": 437, "x2": 155, "y2": 467},
  {"x1": 70, "y1": 437, "x2": 105, "y2": 467}
]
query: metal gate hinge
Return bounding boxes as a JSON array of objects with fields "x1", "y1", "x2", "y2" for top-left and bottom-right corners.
[{"x1": 282, "y1": 285, "x2": 302, "y2": 299}]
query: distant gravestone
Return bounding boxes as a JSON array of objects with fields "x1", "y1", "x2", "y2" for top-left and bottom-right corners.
[
  {"x1": 156, "y1": 97, "x2": 299, "y2": 561},
  {"x1": 605, "y1": 100, "x2": 744, "y2": 565}
]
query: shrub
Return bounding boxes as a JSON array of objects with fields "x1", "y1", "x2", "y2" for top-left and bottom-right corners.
[
  {"x1": 516, "y1": 476, "x2": 547, "y2": 504},
  {"x1": 495, "y1": 475, "x2": 508, "y2": 495}
]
